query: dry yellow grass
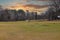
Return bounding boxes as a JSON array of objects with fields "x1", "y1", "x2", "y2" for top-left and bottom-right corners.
[{"x1": 0, "y1": 21, "x2": 60, "y2": 40}]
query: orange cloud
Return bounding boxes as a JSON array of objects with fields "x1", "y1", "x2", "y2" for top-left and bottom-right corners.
[
  {"x1": 23, "y1": 0, "x2": 49, "y2": 1},
  {"x1": 6, "y1": 3, "x2": 48, "y2": 12}
]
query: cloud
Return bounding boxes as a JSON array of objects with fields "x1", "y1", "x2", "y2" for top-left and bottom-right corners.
[
  {"x1": 1, "y1": 0, "x2": 48, "y2": 12},
  {"x1": 7, "y1": 3, "x2": 48, "y2": 11},
  {"x1": 24, "y1": 4, "x2": 48, "y2": 8},
  {"x1": 23, "y1": 0, "x2": 49, "y2": 1},
  {"x1": 0, "y1": 0, "x2": 49, "y2": 7}
]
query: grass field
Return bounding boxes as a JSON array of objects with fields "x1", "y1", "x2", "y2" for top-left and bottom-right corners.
[{"x1": 0, "y1": 21, "x2": 60, "y2": 40}]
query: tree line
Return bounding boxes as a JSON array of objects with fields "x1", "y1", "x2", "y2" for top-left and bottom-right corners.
[{"x1": 0, "y1": 0, "x2": 60, "y2": 21}]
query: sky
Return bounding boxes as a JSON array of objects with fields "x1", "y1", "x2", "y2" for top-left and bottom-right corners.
[
  {"x1": 0, "y1": 0, "x2": 49, "y2": 6},
  {"x1": 0, "y1": 0, "x2": 49, "y2": 13}
]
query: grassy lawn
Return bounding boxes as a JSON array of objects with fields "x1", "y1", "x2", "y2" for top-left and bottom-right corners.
[{"x1": 0, "y1": 21, "x2": 60, "y2": 40}]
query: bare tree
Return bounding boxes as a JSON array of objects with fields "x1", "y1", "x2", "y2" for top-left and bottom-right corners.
[{"x1": 48, "y1": 0, "x2": 60, "y2": 20}]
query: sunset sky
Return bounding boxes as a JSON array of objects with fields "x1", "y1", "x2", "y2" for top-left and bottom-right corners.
[
  {"x1": 0, "y1": 0, "x2": 49, "y2": 13},
  {"x1": 0, "y1": 0, "x2": 49, "y2": 5}
]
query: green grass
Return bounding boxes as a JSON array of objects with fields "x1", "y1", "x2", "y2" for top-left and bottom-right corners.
[{"x1": 0, "y1": 21, "x2": 60, "y2": 40}]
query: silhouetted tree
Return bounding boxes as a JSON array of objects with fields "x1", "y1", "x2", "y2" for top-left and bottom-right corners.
[
  {"x1": 34, "y1": 12, "x2": 37, "y2": 20},
  {"x1": 26, "y1": 10, "x2": 30, "y2": 20},
  {"x1": 48, "y1": 0, "x2": 60, "y2": 20},
  {"x1": 2, "y1": 9, "x2": 10, "y2": 21},
  {"x1": 0, "y1": 5, "x2": 4, "y2": 21},
  {"x1": 17, "y1": 9, "x2": 25, "y2": 21}
]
